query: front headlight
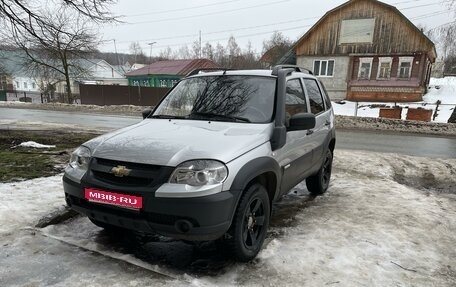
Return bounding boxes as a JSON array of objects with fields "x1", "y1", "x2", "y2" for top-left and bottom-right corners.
[
  {"x1": 169, "y1": 160, "x2": 228, "y2": 186},
  {"x1": 69, "y1": 146, "x2": 91, "y2": 170}
]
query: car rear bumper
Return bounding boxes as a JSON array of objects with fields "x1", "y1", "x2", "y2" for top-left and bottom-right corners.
[{"x1": 63, "y1": 175, "x2": 240, "y2": 241}]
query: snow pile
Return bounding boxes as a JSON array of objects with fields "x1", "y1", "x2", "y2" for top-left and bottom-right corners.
[
  {"x1": 0, "y1": 175, "x2": 64, "y2": 233},
  {"x1": 333, "y1": 77, "x2": 456, "y2": 123},
  {"x1": 14, "y1": 141, "x2": 56, "y2": 149}
]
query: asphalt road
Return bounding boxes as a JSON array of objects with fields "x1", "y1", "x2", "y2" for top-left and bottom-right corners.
[{"x1": 1, "y1": 107, "x2": 455, "y2": 158}]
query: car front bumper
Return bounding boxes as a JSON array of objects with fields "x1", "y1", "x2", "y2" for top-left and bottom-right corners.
[{"x1": 63, "y1": 175, "x2": 240, "y2": 241}]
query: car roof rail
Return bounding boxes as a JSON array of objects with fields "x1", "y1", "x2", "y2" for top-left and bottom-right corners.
[
  {"x1": 186, "y1": 68, "x2": 231, "y2": 77},
  {"x1": 271, "y1": 65, "x2": 313, "y2": 76}
]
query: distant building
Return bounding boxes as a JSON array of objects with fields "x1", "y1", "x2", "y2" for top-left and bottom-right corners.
[
  {"x1": 287, "y1": 0, "x2": 436, "y2": 102},
  {"x1": 0, "y1": 51, "x2": 127, "y2": 103},
  {"x1": 125, "y1": 59, "x2": 219, "y2": 88}
]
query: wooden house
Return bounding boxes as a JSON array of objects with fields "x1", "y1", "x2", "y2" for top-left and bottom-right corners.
[{"x1": 292, "y1": 0, "x2": 436, "y2": 102}]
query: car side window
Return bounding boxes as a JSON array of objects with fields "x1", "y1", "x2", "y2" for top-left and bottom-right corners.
[
  {"x1": 319, "y1": 81, "x2": 332, "y2": 110},
  {"x1": 303, "y1": 78, "x2": 325, "y2": 114},
  {"x1": 285, "y1": 79, "x2": 308, "y2": 117}
]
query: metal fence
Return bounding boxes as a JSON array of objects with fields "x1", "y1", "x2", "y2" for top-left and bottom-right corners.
[{"x1": 79, "y1": 84, "x2": 170, "y2": 106}]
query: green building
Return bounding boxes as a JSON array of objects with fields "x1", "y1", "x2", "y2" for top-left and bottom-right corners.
[{"x1": 125, "y1": 59, "x2": 219, "y2": 88}]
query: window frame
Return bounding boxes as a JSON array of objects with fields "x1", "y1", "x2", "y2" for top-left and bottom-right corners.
[
  {"x1": 358, "y1": 57, "x2": 373, "y2": 80},
  {"x1": 398, "y1": 56, "x2": 414, "y2": 79},
  {"x1": 313, "y1": 59, "x2": 335, "y2": 78},
  {"x1": 302, "y1": 78, "x2": 326, "y2": 116},
  {"x1": 285, "y1": 77, "x2": 309, "y2": 118},
  {"x1": 376, "y1": 57, "x2": 392, "y2": 80}
]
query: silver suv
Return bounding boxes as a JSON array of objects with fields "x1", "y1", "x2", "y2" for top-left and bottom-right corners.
[{"x1": 63, "y1": 65, "x2": 336, "y2": 261}]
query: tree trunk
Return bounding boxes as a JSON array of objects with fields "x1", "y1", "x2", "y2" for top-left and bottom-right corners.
[
  {"x1": 62, "y1": 54, "x2": 72, "y2": 104},
  {"x1": 448, "y1": 107, "x2": 456, "y2": 124}
]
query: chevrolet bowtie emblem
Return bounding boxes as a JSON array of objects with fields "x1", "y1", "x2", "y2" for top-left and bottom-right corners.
[{"x1": 110, "y1": 165, "x2": 131, "y2": 177}]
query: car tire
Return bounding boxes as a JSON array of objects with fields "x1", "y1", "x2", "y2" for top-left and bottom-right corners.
[
  {"x1": 227, "y1": 183, "x2": 270, "y2": 262},
  {"x1": 306, "y1": 149, "x2": 333, "y2": 195}
]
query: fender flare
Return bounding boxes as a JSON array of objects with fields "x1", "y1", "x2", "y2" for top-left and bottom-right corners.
[{"x1": 229, "y1": 156, "x2": 282, "y2": 203}]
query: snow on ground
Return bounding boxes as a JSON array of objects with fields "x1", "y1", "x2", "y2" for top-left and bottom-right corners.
[
  {"x1": 13, "y1": 141, "x2": 56, "y2": 149},
  {"x1": 0, "y1": 175, "x2": 64, "y2": 233},
  {"x1": 1, "y1": 150, "x2": 456, "y2": 286},
  {"x1": 333, "y1": 77, "x2": 456, "y2": 123}
]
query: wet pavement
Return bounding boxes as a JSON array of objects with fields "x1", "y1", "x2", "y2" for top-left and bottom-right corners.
[{"x1": 1, "y1": 107, "x2": 455, "y2": 158}]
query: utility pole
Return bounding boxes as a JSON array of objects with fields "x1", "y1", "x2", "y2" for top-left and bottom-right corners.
[
  {"x1": 199, "y1": 30, "x2": 202, "y2": 58},
  {"x1": 147, "y1": 42, "x2": 157, "y2": 87}
]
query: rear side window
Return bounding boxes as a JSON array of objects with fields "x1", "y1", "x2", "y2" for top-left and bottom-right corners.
[
  {"x1": 285, "y1": 79, "x2": 307, "y2": 117},
  {"x1": 303, "y1": 79, "x2": 325, "y2": 115},
  {"x1": 319, "y1": 81, "x2": 332, "y2": 109}
]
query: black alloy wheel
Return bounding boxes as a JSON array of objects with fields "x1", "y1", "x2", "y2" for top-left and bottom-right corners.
[
  {"x1": 306, "y1": 149, "x2": 333, "y2": 195},
  {"x1": 228, "y1": 183, "x2": 270, "y2": 262}
]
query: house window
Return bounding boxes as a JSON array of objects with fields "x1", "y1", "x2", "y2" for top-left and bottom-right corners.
[
  {"x1": 398, "y1": 57, "x2": 413, "y2": 79},
  {"x1": 313, "y1": 60, "x2": 334, "y2": 77},
  {"x1": 358, "y1": 58, "x2": 373, "y2": 80},
  {"x1": 16, "y1": 81, "x2": 20, "y2": 89},
  {"x1": 32, "y1": 82, "x2": 36, "y2": 89},
  {"x1": 377, "y1": 57, "x2": 392, "y2": 79},
  {"x1": 24, "y1": 82, "x2": 28, "y2": 89},
  {"x1": 339, "y1": 18, "x2": 375, "y2": 44}
]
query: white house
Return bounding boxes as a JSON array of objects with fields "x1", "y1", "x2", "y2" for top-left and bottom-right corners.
[{"x1": 0, "y1": 51, "x2": 127, "y2": 103}]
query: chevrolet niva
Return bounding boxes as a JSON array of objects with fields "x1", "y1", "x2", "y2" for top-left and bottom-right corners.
[{"x1": 63, "y1": 65, "x2": 336, "y2": 261}]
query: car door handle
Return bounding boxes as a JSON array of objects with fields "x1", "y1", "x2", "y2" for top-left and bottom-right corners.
[
  {"x1": 325, "y1": 120, "x2": 330, "y2": 126},
  {"x1": 306, "y1": 130, "x2": 314, "y2": 136}
]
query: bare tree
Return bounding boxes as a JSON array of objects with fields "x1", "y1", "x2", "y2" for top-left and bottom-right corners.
[
  {"x1": 202, "y1": 43, "x2": 214, "y2": 61},
  {"x1": 158, "y1": 47, "x2": 174, "y2": 60},
  {"x1": 174, "y1": 45, "x2": 191, "y2": 59},
  {"x1": 0, "y1": 0, "x2": 116, "y2": 37},
  {"x1": 191, "y1": 40, "x2": 202, "y2": 59},
  {"x1": 0, "y1": 0, "x2": 116, "y2": 102},
  {"x1": 129, "y1": 42, "x2": 147, "y2": 63},
  {"x1": 11, "y1": 8, "x2": 101, "y2": 103},
  {"x1": 261, "y1": 31, "x2": 292, "y2": 66}
]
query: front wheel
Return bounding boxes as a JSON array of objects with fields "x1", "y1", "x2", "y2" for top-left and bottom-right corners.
[
  {"x1": 306, "y1": 149, "x2": 333, "y2": 195},
  {"x1": 227, "y1": 183, "x2": 270, "y2": 262}
]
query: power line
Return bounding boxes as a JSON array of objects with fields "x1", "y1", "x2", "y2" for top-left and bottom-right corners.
[
  {"x1": 109, "y1": 0, "x2": 452, "y2": 53},
  {"x1": 400, "y1": 2, "x2": 442, "y2": 10},
  {"x1": 116, "y1": 15, "x2": 320, "y2": 45},
  {"x1": 125, "y1": 0, "x2": 291, "y2": 25},
  {"x1": 126, "y1": 0, "x2": 242, "y2": 17}
]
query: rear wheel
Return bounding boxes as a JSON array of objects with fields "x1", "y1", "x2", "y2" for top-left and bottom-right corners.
[
  {"x1": 227, "y1": 183, "x2": 270, "y2": 262},
  {"x1": 306, "y1": 149, "x2": 333, "y2": 195}
]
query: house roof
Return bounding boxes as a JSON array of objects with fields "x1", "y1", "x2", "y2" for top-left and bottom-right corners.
[
  {"x1": 292, "y1": 0, "x2": 436, "y2": 60},
  {"x1": 125, "y1": 59, "x2": 220, "y2": 77}
]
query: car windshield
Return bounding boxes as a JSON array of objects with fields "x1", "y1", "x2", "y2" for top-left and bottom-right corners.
[{"x1": 152, "y1": 76, "x2": 276, "y2": 123}]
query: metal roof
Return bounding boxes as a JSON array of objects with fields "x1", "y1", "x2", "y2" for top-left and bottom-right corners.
[{"x1": 125, "y1": 59, "x2": 220, "y2": 77}]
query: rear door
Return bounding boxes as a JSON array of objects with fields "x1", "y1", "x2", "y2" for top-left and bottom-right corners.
[
  {"x1": 302, "y1": 78, "x2": 332, "y2": 167},
  {"x1": 276, "y1": 78, "x2": 314, "y2": 195}
]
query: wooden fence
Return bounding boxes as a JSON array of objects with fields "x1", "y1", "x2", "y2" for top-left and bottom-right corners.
[{"x1": 79, "y1": 84, "x2": 170, "y2": 106}]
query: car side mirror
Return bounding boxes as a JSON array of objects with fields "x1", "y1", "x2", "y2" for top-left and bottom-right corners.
[
  {"x1": 142, "y1": 108, "x2": 152, "y2": 119},
  {"x1": 288, "y1": 113, "x2": 316, "y2": 131}
]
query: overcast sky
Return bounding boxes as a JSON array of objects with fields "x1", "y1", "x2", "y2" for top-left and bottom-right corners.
[{"x1": 99, "y1": 0, "x2": 454, "y2": 57}]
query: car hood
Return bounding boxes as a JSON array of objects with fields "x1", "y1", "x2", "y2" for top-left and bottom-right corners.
[{"x1": 85, "y1": 119, "x2": 273, "y2": 166}]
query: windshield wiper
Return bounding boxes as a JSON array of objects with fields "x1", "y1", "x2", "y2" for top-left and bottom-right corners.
[
  {"x1": 150, "y1": 115, "x2": 187, "y2": 119},
  {"x1": 189, "y1": 112, "x2": 251, "y2": 123}
]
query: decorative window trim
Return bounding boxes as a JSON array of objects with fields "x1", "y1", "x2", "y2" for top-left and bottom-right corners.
[
  {"x1": 358, "y1": 57, "x2": 373, "y2": 80},
  {"x1": 377, "y1": 57, "x2": 393, "y2": 80},
  {"x1": 313, "y1": 59, "x2": 335, "y2": 77},
  {"x1": 398, "y1": 56, "x2": 414, "y2": 79}
]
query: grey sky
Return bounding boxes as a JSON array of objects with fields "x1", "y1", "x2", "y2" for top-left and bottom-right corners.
[{"x1": 100, "y1": 0, "x2": 454, "y2": 57}]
